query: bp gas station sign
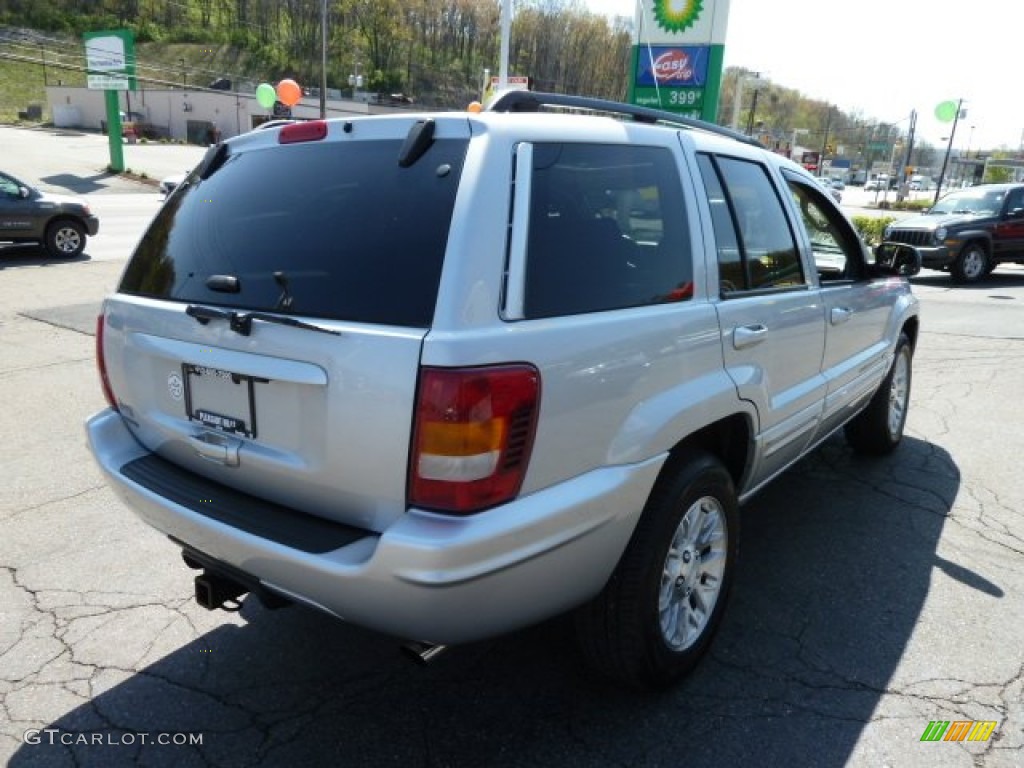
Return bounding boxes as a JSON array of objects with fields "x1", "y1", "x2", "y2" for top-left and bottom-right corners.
[{"x1": 628, "y1": 0, "x2": 731, "y2": 122}]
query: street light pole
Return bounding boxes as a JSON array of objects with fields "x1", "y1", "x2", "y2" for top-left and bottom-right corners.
[
  {"x1": 179, "y1": 58, "x2": 186, "y2": 90},
  {"x1": 790, "y1": 128, "x2": 808, "y2": 161},
  {"x1": 934, "y1": 98, "x2": 964, "y2": 204}
]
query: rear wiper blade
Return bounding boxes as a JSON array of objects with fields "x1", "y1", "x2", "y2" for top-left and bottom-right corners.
[
  {"x1": 185, "y1": 304, "x2": 340, "y2": 337},
  {"x1": 235, "y1": 311, "x2": 341, "y2": 336},
  {"x1": 186, "y1": 304, "x2": 233, "y2": 323}
]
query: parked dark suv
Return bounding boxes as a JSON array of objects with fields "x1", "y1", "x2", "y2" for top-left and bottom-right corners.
[
  {"x1": 882, "y1": 183, "x2": 1024, "y2": 283},
  {"x1": 0, "y1": 170, "x2": 99, "y2": 258}
]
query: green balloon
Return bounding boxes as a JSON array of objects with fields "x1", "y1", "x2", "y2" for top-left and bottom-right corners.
[
  {"x1": 256, "y1": 83, "x2": 276, "y2": 109},
  {"x1": 935, "y1": 100, "x2": 958, "y2": 123}
]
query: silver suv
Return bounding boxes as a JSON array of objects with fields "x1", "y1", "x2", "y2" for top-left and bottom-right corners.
[{"x1": 87, "y1": 92, "x2": 921, "y2": 689}]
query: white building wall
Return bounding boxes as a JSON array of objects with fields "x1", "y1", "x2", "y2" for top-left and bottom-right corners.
[{"x1": 46, "y1": 86, "x2": 377, "y2": 143}]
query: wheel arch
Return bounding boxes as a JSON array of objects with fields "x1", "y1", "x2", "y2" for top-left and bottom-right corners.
[
  {"x1": 901, "y1": 314, "x2": 920, "y2": 353},
  {"x1": 46, "y1": 215, "x2": 87, "y2": 234},
  {"x1": 956, "y1": 231, "x2": 992, "y2": 256},
  {"x1": 661, "y1": 413, "x2": 751, "y2": 496}
]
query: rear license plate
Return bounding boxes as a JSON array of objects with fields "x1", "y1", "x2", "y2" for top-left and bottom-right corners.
[{"x1": 182, "y1": 364, "x2": 263, "y2": 438}]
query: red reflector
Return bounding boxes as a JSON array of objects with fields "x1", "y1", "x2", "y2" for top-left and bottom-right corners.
[
  {"x1": 95, "y1": 314, "x2": 118, "y2": 411},
  {"x1": 409, "y1": 365, "x2": 540, "y2": 514},
  {"x1": 279, "y1": 120, "x2": 328, "y2": 144}
]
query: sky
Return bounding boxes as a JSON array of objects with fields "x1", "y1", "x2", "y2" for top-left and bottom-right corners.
[{"x1": 583, "y1": 0, "x2": 1023, "y2": 153}]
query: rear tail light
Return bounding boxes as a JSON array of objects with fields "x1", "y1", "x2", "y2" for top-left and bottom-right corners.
[
  {"x1": 409, "y1": 365, "x2": 540, "y2": 513},
  {"x1": 95, "y1": 314, "x2": 118, "y2": 411}
]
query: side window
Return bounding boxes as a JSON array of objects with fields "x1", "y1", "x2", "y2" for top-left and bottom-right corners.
[
  {"x1": 696, "y1": 153, "x2": 805, "y2": 295},
  {"x1": 1005, "y1": 188, "x2": 1024, "y2": 216},
  {"x1": 0, "y1": 175, "x2": 20, "y2": 197},
  {"x1": 523, "y1": 143, "x2": 693, "y2": 319},
  {"x1": 784, "y1": 172, "x2": 866, "y2": 282}
]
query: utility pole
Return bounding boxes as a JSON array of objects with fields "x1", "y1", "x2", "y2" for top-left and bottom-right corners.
[
  {"x1": 897, "y1": 110, "x2": 916, "y2": 201},
  {"x1": 498, "y1": 0, "x2": 511, "y2": 89},
  {"x1": 38, "y1": 43, "x2": 47, "y2": 86},
  {"x1": 745, "y1": 88, "x2": 760, "y2": 136},
  {"x1": 319, "y1": 0, "x2": 327, "y2": 118},
  {"x1": 819, "y1": 106, "x2": 832, "y2": 177}
]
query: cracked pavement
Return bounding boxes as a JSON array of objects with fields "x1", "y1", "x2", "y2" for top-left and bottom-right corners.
[{"x1": 1, "y1": 251, "x2": 1023, "y2": 765}]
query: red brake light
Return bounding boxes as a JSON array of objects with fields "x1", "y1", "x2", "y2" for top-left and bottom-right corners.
[
  {"x1": 95, "y1": 314, "x2": 118, "y2": 411},
  {"x1": 409, "y1": 365, "x2": 540, "y2": 513},
  {"x1": 278, "y1": 120, "x2": 328, "y2": 144}
]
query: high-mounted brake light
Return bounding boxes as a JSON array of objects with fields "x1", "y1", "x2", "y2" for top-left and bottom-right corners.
[
  {"x1": 278, "y1": 120, "x2": 328, "y2": 144},
  {"x1": 409, "y1": 365, "x2": 540, "y2": 514},
  {"x1": 95, "y1": 314, "x2": 118, "y2": 411}
]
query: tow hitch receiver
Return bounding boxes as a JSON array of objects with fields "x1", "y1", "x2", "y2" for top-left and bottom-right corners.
[{"x1": 194, "y1": 571, "x2": 247, "y2": 611}]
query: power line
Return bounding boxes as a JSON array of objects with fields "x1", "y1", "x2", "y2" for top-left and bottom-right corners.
[{"x1": 0, "y1": 49, "x2": 252, "y2": 93}]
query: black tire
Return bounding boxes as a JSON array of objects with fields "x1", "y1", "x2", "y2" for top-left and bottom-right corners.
[
  {"x1": 951, "y1": 243, "x2": 987, "y2": 283},
  {"x1": 44, "y1": 218, "x2": 86, "y2": 259},
  {"x1": 844, "y1": 333, "x2": 912, "y2": 455},
  {"x1": 575, "y1": 451, "x2": 739, "y2": 690}
]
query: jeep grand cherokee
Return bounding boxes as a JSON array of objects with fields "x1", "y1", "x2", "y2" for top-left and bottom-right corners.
[{"x1": 87, "y1": 92, "x2": 920, "y2": 689}]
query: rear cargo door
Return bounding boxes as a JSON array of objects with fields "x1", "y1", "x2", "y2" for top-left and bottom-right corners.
[{"x1": 104, "y1": 118, "x2": 471, "y2": 532}]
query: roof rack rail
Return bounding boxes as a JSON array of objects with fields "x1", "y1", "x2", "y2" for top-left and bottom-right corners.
[{"x1": 486, "y1": 90, "x2": 763, "y2": 149}]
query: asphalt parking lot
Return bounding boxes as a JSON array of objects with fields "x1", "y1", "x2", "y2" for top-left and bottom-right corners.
[{"x1": 1, "y1": 126, "x2": 1023, "y2": 767}]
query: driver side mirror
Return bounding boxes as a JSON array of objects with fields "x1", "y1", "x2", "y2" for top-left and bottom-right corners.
[
  {"x1": 873, "y1": 241, "x2": 922, "y2": 277},
  {"x1": 18, "y1": 186, "x2": 31, "y2": 199}
]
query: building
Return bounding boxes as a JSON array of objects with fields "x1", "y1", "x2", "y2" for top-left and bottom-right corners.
[{"x1": 45, "y1": 84, "x2": 412, "y2": 144}]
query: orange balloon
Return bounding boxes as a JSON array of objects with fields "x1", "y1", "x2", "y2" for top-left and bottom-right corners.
[{"x1": 276, "y1": 79, "x2": 302, "y2": 107}]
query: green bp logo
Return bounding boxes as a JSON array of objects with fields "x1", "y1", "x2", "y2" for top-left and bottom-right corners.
[{"x1": 653, "y1": 0, "x2": 704, "y2": 34}]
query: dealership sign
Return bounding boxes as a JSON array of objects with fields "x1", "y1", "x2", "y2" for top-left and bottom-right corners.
[{"x1": 84, "y1": 29, "x2": 136, "y2": 91}]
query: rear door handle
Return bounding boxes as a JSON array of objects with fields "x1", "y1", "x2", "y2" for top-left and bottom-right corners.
[
  {"x1": 830, "y1": 307, "x2": 853, "y2": 325},
  {"x1": 732, "y1": 324, "x2": 768, "y2": 349}
]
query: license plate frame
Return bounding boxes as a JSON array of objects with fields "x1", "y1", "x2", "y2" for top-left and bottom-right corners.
[{"x1": 182, "y1": 363, "x2": 264, "y2": 438}]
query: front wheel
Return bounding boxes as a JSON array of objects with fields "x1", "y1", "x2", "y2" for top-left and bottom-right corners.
[
  {"x1": 845, "y1": 333, "x2": 912, "y2": 455},
  {"x1": 575, "y1": 452, "x2": 739, "y2": 690},
  {"x1": 45, "y1": 219, "x2": 86, "y2": 259},
  {"x1": 951, "y1": 243, "x2": 987, "y2": 283}
]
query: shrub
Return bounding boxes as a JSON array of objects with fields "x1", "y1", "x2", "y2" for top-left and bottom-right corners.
[{"x1": 851, "y1": 215, "x2": 897, "y2": 246}]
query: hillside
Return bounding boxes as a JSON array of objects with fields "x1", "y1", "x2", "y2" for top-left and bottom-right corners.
[{"x1": 0, "y1": 11, "x2": 938, "y2": 173}]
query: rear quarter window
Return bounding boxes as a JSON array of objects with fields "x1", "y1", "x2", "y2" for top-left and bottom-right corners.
[
  {"x1": 523, "y1": 143, "x2": 693, "y2": 319},
  {"x1": 120, "y1": 138, "x2": 468, "y2": 327}
]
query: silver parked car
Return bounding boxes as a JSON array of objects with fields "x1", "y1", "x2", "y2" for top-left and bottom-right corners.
[{"x1": 87, "y1": 92, "x2": 921, "y2": 689}]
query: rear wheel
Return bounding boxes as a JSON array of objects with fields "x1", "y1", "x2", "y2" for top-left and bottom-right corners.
[
  {"x1": 951, "y1": 243, "x2": 987, "y2": 283},
  {"x1": 575, "y1": 451, "x2": 739, "y2": 690},
  {"x1": 845, "y1": 333, "x2": 912, "y2": 455},
  {"x1": 45, "y1": 219, "x2": 86, "y2": 259}
]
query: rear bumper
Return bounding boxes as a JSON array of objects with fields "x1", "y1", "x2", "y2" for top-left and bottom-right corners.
[{"x1": 86, "y1": 408, "x2": 664, "y2": 643}]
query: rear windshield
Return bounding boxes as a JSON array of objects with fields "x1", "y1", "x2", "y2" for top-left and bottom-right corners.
[{"x1": 120, "y1": 137, "x2": 468, "y2": 327}]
